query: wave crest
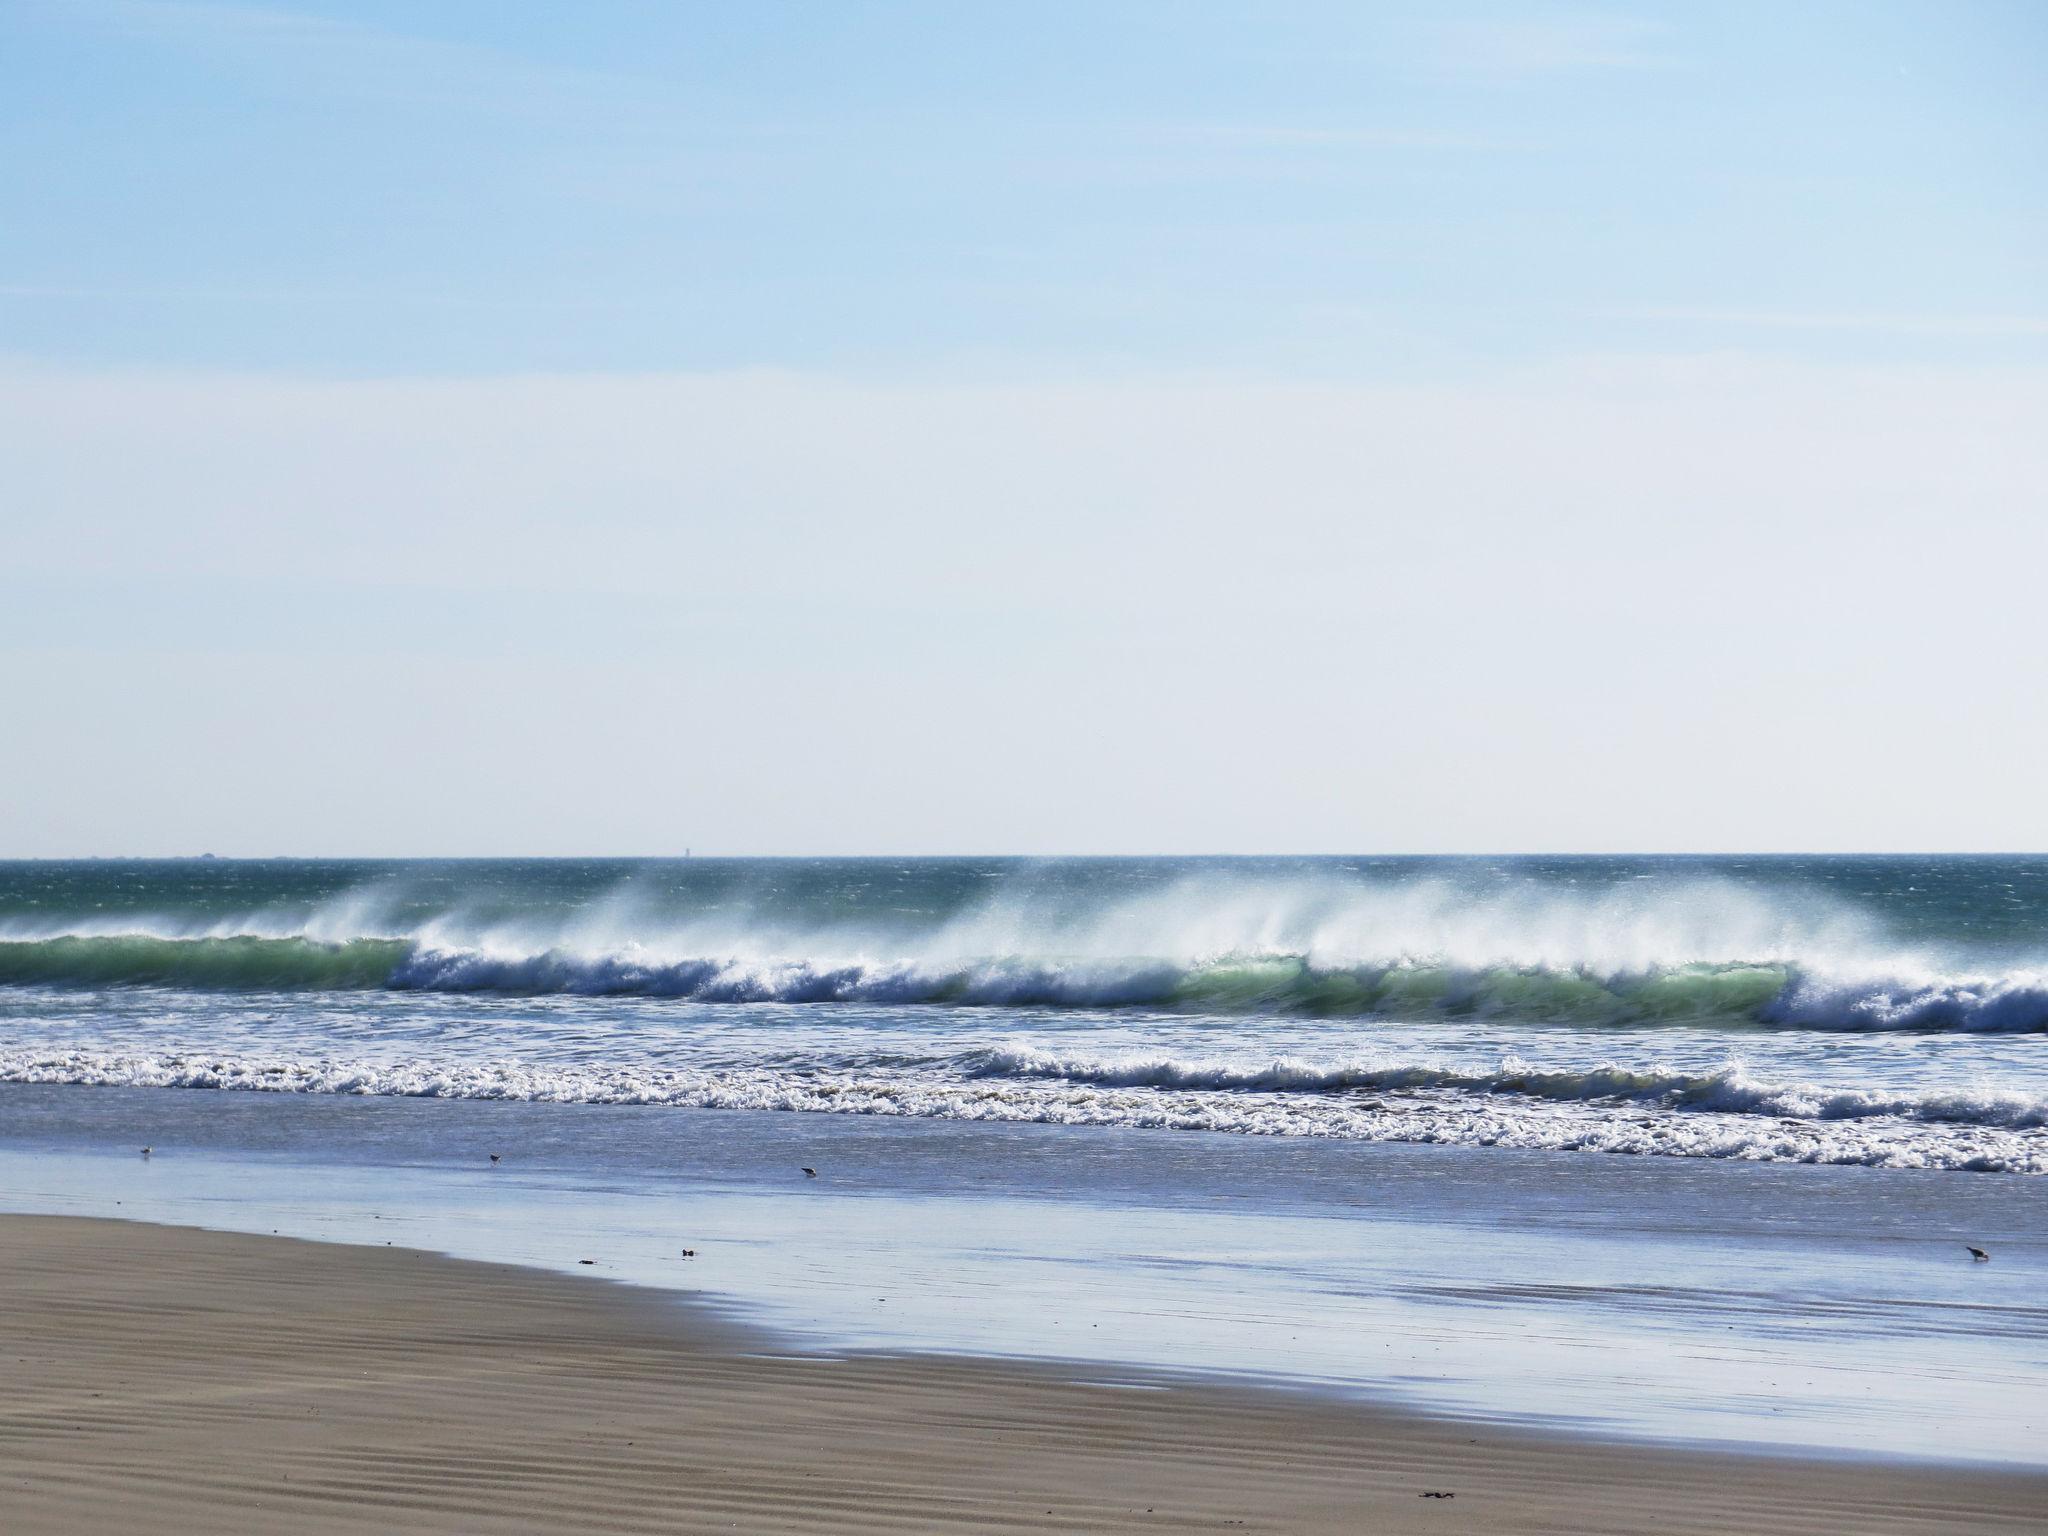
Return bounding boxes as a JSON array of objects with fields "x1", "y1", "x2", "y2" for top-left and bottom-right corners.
[{"x1": 1, "y1": 929, "x2": 2045, "y2": 1032}]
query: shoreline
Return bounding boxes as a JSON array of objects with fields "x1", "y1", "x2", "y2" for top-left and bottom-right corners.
[
  {"x1": 3, "y1": 1213, "x2": 2044, "y2": 1534},
  {"x1": 3, "y1": 1083, "x2": 2043, "y2": 1465}
]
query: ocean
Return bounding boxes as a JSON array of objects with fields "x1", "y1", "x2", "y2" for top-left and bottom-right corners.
[
  {"x1": 3, "y1": 855, "x2": 2044, "y2": 1462},
  {"x1": 2, "y1": 855, "x2": 2045, "y2": 1171}
]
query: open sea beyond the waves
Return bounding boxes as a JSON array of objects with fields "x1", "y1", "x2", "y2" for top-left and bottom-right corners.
[
  {"x1": 3, "y1": 855, "x2": 2047, "y2": 1463},
  {"x1": 3, "y1": 855, "x2": 2046, "y2": 1173}
]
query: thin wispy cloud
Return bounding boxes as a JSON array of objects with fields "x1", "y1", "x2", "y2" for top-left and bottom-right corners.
[
  {"x1": 0, "y1": 281, "x2": 682, "y2": 312},
  {"x1": 1616, "y1": 307, "x2": 2048, "y2": 339},
  {"x1": 1437, "y1": 13, "x2": 1673, "y2": 74},
  {"x1": 78, "y1": 0, "x2": 648, "y2": 117},
  {"x1": 1009, "y1": 121, "x2": 1495, "y2": 193},
  {"x1": 1136, "y1": 123, "x2": 1490, "y2": 152}
]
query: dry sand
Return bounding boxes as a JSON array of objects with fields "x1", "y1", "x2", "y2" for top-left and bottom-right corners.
[{"x1": 1, "y1": 1214, "x2": 2041, "y2": 1534}]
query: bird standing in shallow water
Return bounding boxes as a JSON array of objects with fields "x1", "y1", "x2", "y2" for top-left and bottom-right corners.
[
  {"x1": 801, "y1": 1167, "x2": 816, "y2": 1177},
  {"x1": 1967, "y1": 1246, "x2": 1991, "y2": 1261}
]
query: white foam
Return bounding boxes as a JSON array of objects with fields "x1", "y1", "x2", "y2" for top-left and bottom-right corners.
[{"x1": 3, "y1": 1046, "x2": 2039, "y2": 1174}]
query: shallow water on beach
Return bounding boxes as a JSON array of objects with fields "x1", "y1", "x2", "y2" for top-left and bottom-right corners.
[{"x1": 1, "y1": 1086, "x2": 2041, "y2": 1466}]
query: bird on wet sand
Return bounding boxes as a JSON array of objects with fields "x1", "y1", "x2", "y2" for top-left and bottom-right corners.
[
  {"x1": 801, "y1": 1167, "x2": 817, "y2": 1177},
  {"x1": 1967, "y1": 1246, "x2": 1991, "y2": 1262},
  {"x1": 489, "y1": 1153, "x2": 500, "y2": 1163},
  {"x1": 139, "y1": 1147, "x2": 151, "y2": 1157}
]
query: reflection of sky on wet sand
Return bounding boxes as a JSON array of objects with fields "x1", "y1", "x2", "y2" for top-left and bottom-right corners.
[{"x1": 1, "y1": 1086, "x2": 2041, "y2": 1466}]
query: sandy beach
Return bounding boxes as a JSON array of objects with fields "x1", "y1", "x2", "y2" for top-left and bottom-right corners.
[{"x1": 1, "y1": 1214, "x2": 2040, "y2": 1535}]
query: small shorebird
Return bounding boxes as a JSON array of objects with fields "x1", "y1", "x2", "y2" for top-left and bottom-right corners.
[
  {"x1": 489, "y1": 1153, "x2": 500, "y2": 1163},
  {"x1": 801, "y1": 1167, "x2": 817, "y2": 1177},
  {"x1": 139, "y1": 1147, "x2": 151, "y2": 1157},
  {"x1": 1967, "y1": 1246, "x2": 1991, "y2": 1262}
]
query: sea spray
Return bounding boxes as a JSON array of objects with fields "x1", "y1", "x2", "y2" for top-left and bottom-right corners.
[
  {"x1": 0, "y1": 928, "x2": 2043, "y2": 1031},
  {"x1": 4, "y1": 856, "x2": 2046, "y2": 1173}
]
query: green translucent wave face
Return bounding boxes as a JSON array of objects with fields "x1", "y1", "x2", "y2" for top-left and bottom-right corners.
[
  {"x1": 0, "y1": 936, "x2": 409, "y2": 990},
  {"x1": 1170, "y1": 957, "x2": 1795, "y2": 1023},
  {"x1": 0, "y1": 935, "x2": 1804, "y2": 1024}
]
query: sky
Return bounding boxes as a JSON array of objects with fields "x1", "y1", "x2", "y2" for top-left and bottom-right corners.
[{"x1": 2, "y1": 0, "x2": 2044, "y2": 855}]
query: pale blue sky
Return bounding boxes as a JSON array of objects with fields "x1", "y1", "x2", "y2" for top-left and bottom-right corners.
[
  {"x1": 2, "y1": 3, "x2": 2045, "y2": 855},
  {"x1": 4, "y1": 0, "x2": 2043, "y2": 375}
]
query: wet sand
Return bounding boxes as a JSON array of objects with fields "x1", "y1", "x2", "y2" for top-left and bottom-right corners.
[{"x1": 1, "y1": 1214, "x2": 2041, "y2": 1535}]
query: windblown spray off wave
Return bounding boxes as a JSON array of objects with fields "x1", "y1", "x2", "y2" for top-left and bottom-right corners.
[
  {"x1": 0, "y1": 928, "x2": 2044, "y2": 1031},
  {"x1": 3, "y1": 857, "x2": 2046, "y2": 1173},
  {"x1": 4, "y1": 861, "x2": 2048, "y2": 1036}
]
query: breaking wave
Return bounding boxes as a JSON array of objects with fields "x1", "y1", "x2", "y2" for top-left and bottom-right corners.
[
  {"x1": 1, "y1": 929, "x2": 2045, "y2": 1031},
  {"x1": 7, "y1": 867, "x2": 2044, "y2": 1176}
]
